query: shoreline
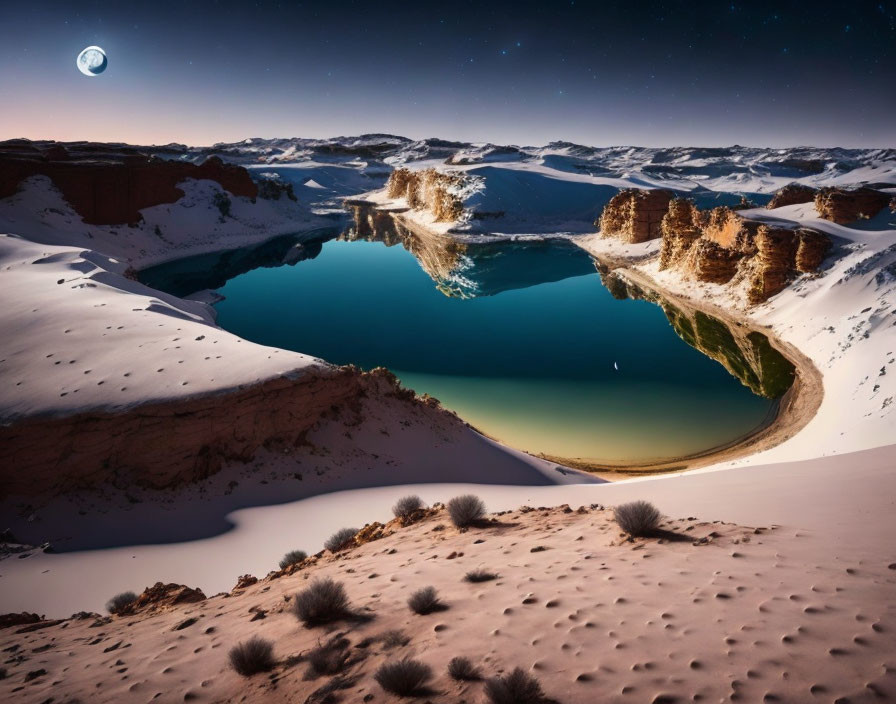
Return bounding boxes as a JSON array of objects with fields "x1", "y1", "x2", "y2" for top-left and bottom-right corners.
[
  {"x1": 537, "y1": 259, "x2": 824, "y2": 478},
  {"x1": 361, "y1": 204, "x2": 825, "y2": 480}
]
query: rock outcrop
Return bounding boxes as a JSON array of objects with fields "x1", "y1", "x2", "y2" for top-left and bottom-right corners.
[
  {"x1": 814, "y1": 187, "x2": 890, "y2": 224},
  {"x1": 767, "y1": 183, "x2": 817, "y2": 209},
  {"x1": 386, "y1": 167, "x2": 465, "y2": 222},
  {"x1": 747, "y1": 226, "x2": 799, "y2": 304},
  {"x1": 598, "y1": 188, "x2": 674, "y2": 243},
  {"x1": 0, "y1": 367, "x2": 411, "y2": 498},
  {"x1": 0, "y1": 140, "x2": 259, "y2": 226},
  {"x1": 659, "y1": 198, "x2": 703, "y2": 268},
  {"x1": 602, "y1": 189, "x2": 832, "y2": 304},
  {"x1": 117, "y1": 583, "x2": 206, "y2": 616},
  {"x1": 794, "y1": 229, "x2": 832, "y2": 273},
  {"x1": 687, "y1": 239, "x2": 742, "y2": 284}
]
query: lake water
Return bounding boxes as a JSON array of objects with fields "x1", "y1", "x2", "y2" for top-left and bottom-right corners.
[{"x1": 141, "y1": 216, "x2": 787, "y2": 464}]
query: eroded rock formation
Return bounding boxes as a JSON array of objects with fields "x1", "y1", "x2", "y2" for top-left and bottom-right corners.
[
  {"x1": 386, "y1": 167, "x2": 465, "y2": 222},
  {"x1": 597, "y1": 188, "x2": 674, "y2": 243},
  {"x1": 0, "y1": 140, "x2": 259, "y2": 226},
  {"x1": 767, "y1": 183, "x2": 817, "y2": 209},
  {"x1": 814, "y1": 187, "x2": 890, "y2": 224},
  {"x1": 0, "y1": 367, "x2": 412, "y2": 498},
  {"x1": 659, "y1": 198, "x2": 703, "y2": 268},
  {"x1": 687, "y1": 239, "x2": 742, "y2": 284},
  {"x1": 600, "y1": 189, "x2": 832, "y2": 303},
  {"x1": 117, "y1": 583, "x2": 206, "y2": 616}
]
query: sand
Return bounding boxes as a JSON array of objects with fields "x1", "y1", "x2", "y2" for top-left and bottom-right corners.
[{"x1": 2, "y1": 493, "x2": 894, "y2": 703}]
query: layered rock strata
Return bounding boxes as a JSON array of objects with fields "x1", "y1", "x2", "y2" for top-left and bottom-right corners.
[
  {"x1": 814, "y1": 186, "x2": 890, "y2": 224},
  {"x1": 0, "y1": 367, "x2": 409, "y2": 498},
  {"x1": 386, "y1": 168, "x2": 465, "y2": 222},
  {"x1": 600, "y1": 189, "x2": 832, "y2": 304},
  {"x1": 597, "y1": 188, "x2": 674, "y2": 243},
  {"x1": 0, "y1": 139, "x2": 259, "y2": 226},
  {"x1": 767, "y1": 183, "x2": 817, "y2": 209}
]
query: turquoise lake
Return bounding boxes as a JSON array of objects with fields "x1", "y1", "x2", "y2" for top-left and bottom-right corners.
[{"x1": 141, "y1": 224, "x2": 781, "y2": 464}]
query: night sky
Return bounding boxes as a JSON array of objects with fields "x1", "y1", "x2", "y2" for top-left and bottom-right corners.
[{"x1": 1, "y1": 0, "x2": 894, "y2": 147}]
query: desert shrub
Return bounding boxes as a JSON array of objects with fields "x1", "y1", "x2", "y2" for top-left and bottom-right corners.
[
  {"x1": 306, "y1": 635, "x2": 350, "y2": 677},
  {"x1": 293, "y1": 578, "x2": 350, "y2": 626},
  {"x1": 229, "y1": 636, "x2": 275, "y2": 676},
  {"x1": 392, "y1": 494, "x2": 424, "y2": 520},
  {"x1": 105, "y1": 591, "x2": 137, "y2": 615},
  {"x1": 485, "y1": 667, "x2": 545, "y2": 704},
  {"x1": 380, "y1": 629, "x2": 410, "y2": 648},
  {"x1": 213, "y1": 190, "x2": 232, "y2": 219},
  {"x1": 447, "y1": 656, "x2": 480, "y2": 681},
  {"x1": 324, "y1": 527, "x2": 358, "y2": 552},
  {"x1": 374, "y1": 658, "x2": 433, "y2": 696},
  {"x1": 279, "y1": 550, "x2": 308, "y2": 570},
  {"x1": 464, "y1": 569, "x2": 498, "y2": 583},
  {"x1": 614, "y1": 500, "x2": 662, "y2": 537},
  {"x1": 407, "y1": 586, "x2": 445, "y2": 615},
  {"x1": 447, "y1": 494, "x2": 486, "y2": 528}
]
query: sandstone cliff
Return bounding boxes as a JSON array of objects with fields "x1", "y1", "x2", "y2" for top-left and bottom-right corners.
[
  {"x1": 814, "y1": 186, "x2": 890, "y2": 224},
  {"x1": 597, "y1": 188, "x2": 673, "y2": 243},
  {"x1": 0, "y1": 140, "x2": 259, "y2": 226},
  {"x1": 386, "y1": 167, "x2": 465, "y2": 222},
  {"x1": 767, "y1": 183, "x2": 817, "y2": 209},
  {"x1": 0, "y1": 367, "x2": 410, "y2": 499},
  {"x1": 601, "y1": 189, "x2": 832, "y2": 303}
]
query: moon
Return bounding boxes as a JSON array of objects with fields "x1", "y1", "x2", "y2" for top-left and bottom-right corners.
[{"x1": 76, "y1": 46, "x2": 107, "y2": 77}]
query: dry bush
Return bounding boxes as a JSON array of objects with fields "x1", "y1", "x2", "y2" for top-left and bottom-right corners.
[
  {"x1": 392, "y1": 495, "x2": 424, "y2": 520},
  {"x1": 613, "y1": 500, "x2": 662, "y2": 537},
  {"x1": 407, "y1": 586, "x2": 445, "y2": 615},
  {"x1": 105, "y1": 591, "x2": 137, "y2": 615},
  {"x1": 464, "y1": 569, "x2": 498, "y2": 583},
  {"x1": 448, "y1": 494, "x2": 486, "y2": 528},
  {"x1": 380, "y1": 629, "x2": 410, "y2": 648},
  {"x1": 447, "y1": 656, "x2": 481, "y2": 681},
  {"x1": 305, "y1": 635, "x2": 350, "y2": 677},
  {"x1": 374, "y1": 658, "x2": 433, "y2": 696},
  {"x1": 279, "y1": 550, "x2": 307, "y2": 570},
  {"x1": 324, "y1": 527, "x2": 358, "y2": 552},
  {"x1": 229, "y1": 636, "x2": 276, "y2": 677},
  {"x1": 293, "y1": 578, "x2": 351, "y2": 626},
  {"x1": 485, "y1": 667, "x2": 545, "y2": 704}
]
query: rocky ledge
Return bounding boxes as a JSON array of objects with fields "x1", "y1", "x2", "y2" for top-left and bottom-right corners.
[
  {"x1": 0, "y1": 139, "x2": 260, "y2": 226},
  {"x1": 813, "y1": 186, "x2": 892, "y2": 224},
  {"x1": 0, "y1": 367, "x2": 414, "y2": 499},
  {"x1": 597, "y1": 187, "x2": 832, "y2": 303}
]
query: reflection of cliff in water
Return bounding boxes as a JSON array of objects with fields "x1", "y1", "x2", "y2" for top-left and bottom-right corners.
[
  {"x1": 343, "y1": 202, "x2": 597, "y2": 299},
  {"x1": 342, "y1": 202, "x2": 467, "y2": 293},
  {"x1": 138, "y1": 232, "x2": 330, "y2": 298},
  {"x1": 598, "y1": 266, "x2": 796, "y2": 399}
]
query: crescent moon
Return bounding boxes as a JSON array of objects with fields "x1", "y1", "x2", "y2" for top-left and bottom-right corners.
[{"x1": 77, "y1": 46, "x2": 107, "y2": 77}]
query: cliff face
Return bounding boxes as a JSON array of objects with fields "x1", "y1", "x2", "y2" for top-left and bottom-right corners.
[
  {"x1": 386, "y1": 168, "x2": 465, "y2": 222},
  {"x1": 597, "y1": 188, "x2": 674, "y2": 243},
  {"x1": 0, "y1": 140, "x2": 259, "y2": 226},
  {"x1": 602, "y1": 190, "x2": 832, "y2": 304},
  {"x1": 0, "y1": 367, "x2": 408, "y2": 499},
  {"x1": 767, "y1": 183, "x2": 817, "y2": 209},
  {"x1": 814, "y1": 186, "x2": 890, "y2": 224}
]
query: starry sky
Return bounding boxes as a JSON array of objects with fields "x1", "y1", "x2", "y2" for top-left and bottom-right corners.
[{"x1": 1, "y1": 0, "x2": 894, "y2": 147}]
